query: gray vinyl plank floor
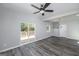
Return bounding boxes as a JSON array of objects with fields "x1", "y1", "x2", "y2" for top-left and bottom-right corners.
[{"x1": 0, "y1": 36, "x2": 79, "y2": 56}]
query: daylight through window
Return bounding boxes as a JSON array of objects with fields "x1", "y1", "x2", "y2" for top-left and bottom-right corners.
[{"x1": 21, "y1": 23, "x2": 35, "y2": 41}]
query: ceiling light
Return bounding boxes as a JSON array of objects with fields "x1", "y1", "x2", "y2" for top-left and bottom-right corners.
[{"x1": 40, "y1": 10, "x2": 44, "y2": 14}]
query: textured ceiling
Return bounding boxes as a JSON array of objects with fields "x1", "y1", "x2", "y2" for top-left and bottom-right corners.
[{"x1": 0, "y1": 3, "x2": 79, "y2": 20}]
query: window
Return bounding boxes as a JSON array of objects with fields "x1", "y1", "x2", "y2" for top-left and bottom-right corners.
[
  {"x1": 21, "y1": 23, "x2": 35, "y2": 41},
  {"x1": 46, "y1": 24, "x2": 51, "y2": 32}
]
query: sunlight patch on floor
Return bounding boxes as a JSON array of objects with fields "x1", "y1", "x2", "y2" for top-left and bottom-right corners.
[{"x1": 21, "y1": 35, "x2": 35, "y2": 40}]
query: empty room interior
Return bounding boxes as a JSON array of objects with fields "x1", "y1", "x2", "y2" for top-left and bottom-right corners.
[{"x1": 0, "y1": 3, "x2": 79, "y2": 56}]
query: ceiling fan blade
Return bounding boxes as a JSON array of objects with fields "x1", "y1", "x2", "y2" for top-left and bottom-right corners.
[
  {"x1": 33, "y1": 11, "x2": 40, "y2": 14},
  {"x1": 43, "y1": 3, "x2": 51, "y2": 10},
  {"x1": 31, "y1": 4, "x2": 40, "y2": 10},
  {"x1": 45, "y1": 10, "x2": 54, "y2": 12}
]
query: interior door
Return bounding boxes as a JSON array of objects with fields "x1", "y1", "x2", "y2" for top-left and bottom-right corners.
[{"x1": 59, "y1": 24, "x2": 67, "y2": 37}]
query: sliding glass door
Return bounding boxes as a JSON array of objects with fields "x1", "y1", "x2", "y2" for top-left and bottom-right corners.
[{"x1": 21, "y1": 23, "x2": 35, "y2": 41}]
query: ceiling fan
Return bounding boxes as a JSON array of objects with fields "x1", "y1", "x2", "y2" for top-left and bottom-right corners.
[{"x1": 31, "y1": 3, "x2": 54, "y2": 16}]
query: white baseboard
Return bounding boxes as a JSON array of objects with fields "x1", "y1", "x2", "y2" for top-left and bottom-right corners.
[{"x1": 0, "y1": 36, "x2": 51, "y2": 53}]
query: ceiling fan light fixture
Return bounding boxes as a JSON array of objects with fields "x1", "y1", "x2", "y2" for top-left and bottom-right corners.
[{"x1": 40, "y1": 10, "x2": 44, "y2": 14}]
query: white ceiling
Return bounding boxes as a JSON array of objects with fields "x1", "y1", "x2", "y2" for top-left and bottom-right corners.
[{"x1": 0, "y1": 3, "x2": 79, "y2": 20}]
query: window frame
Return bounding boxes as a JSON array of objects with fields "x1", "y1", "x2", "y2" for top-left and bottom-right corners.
[
  {"x1": 20, "y1": 22, "x2": 36, "y2": 41},
  {"x1": 46, "y1": 24, "x2": 51, "y2": 32}
]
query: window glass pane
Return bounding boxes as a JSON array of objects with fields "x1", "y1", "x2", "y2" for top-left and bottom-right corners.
[
  {"x1": 21, "y1": 23, "x2": 28, "y2": 40},
  {"x1": 46, "y1": 24, "x2": 51, "y2": 32},
  {"x1": 29, "y1": 23, "x2": 35, "y2": 39}
]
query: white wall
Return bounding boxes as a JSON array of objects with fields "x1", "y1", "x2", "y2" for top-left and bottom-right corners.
[
  {"x1": 0, "y1": 7, "x2": 21, "y2": 51},
  {"x1": 0, "y1": 6, "x2": 54, "y2": 52},
  {"x1": 59, "y1": 15, "x2": 79, "y2": 40}
]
